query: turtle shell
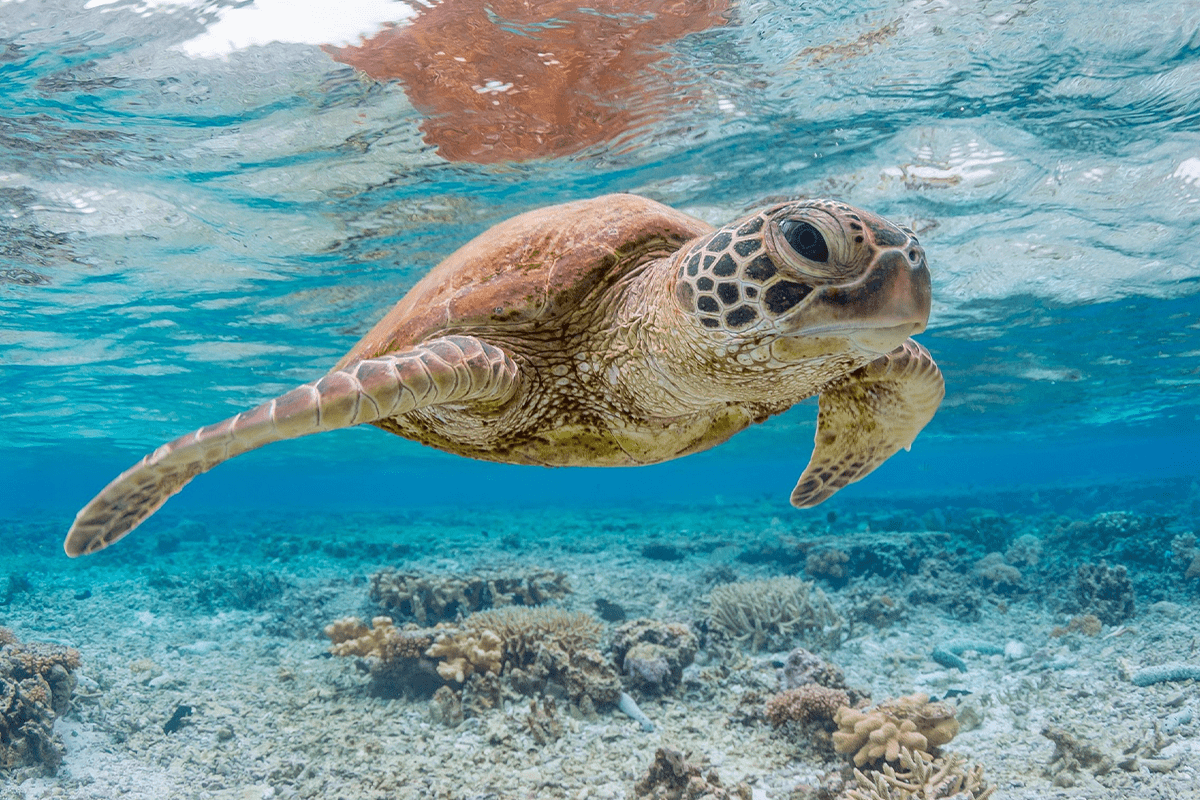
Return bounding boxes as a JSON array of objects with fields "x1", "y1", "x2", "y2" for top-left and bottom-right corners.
[{"x1": 336, "y1": 193, "x2": 713, "y2": 368}]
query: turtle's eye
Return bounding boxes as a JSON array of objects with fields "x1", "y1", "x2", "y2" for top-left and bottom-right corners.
[{"x1": 779, "y1": 220, "x2": 828, "y2": 262}]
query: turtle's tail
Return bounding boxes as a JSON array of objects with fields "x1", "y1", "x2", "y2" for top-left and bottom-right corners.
[{"x1": 65, "y1": 336, "x2": 519, "y2": 556}]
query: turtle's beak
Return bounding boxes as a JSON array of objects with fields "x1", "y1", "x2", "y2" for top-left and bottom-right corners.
[{"x1": 791, "y1": 243, "x2": 932, "y2": 354}]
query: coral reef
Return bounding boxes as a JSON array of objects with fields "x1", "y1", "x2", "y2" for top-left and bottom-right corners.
[
  {"x1": 523, "y1": 642, "x2": 622, "y2": 708},
  {"x1": 325, "y1": 616, "x2": 432, "y2": 661},
  {"x1": 764, "y1": 684, "x2": 850, "y2": 728},
  {"x1": 632, "y1": 747, "x2": 752, "y2": 800},
  {"x1": 1, "y1": 627, "x2": 81, "y2": 771},
  {"x1": 781, "y1": 647, "x2": 846, "y2": 690},
  {"x1": 806, "y1": 548, "x2": 850, "y2": 582},
  {"x1": 428, "y1": 685, "x2": 463, "y2": 727},
  {"x1": 425, "y1": 628, "x2": 503, "y2": 683},
  {"x1": 841, "y1": 748, "x2": 995, "y2": 800},
  {"x1": 1063, "y1": 511, "x2": 1173, "y2": 540},
  {"x1": 526, "y1": 697, "x2": 563, "y2": 744},
  {"x1": 907, "y1": 559, "x2": 982, "y2": 621},
  {"x1": 461, "y1": 672, "x2": 502, "y2": 718},
  {"x1": 611, "y1": 619, "x2": 698, "y2": 694},
  {"x1": 369, "y1": 567, "x2": 570, "y2": 625},
  {"x1": 972, "y1": 553, "x2": 1022, "y2": 592},
  {"x1": 465, "y1": 606, "x2": 602, "y2": 666},
  {"x1": 324, "y1": 616, "x2": 440, "y2": 697},
  {"x1": 327, "y1": 606, "x2": 619, "y2": 707},
  {"x1": 844, "y1": 590, "x2": 906, "y2": 629},
  {"x1": 1049, "y1": 614, "x2": 1102, "y2": 638},
  {"x1": 467, "y1": 607, "x2": 619, "y2": 707},
  {"x1": 708, "y1": 576, "x2": 843, "y2": 651},
  {"x1": 1074, "y1": 562, "x2": 1135, "y2": 624},
  {"x1": 1004, "y1": 533, "x2": 1042, "y2": 568},
  {"x1": 738, "y1": 532, "x2": 946, "y2": 580},
  {"x1": 1054, "y1": 511, "x2": 1177, "y2": 566},
  {"x1": 1041, "y1": 725, "x2": 1114, "y2": 787},
  {"x1": 833, "y1": 694, "x2": 959, "y2": 767}
]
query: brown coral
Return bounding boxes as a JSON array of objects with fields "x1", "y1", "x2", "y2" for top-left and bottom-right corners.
[
  {"x1": 1049, "y1": 614, "x2": 1102, "y2": 638},
  {"x1": 833, "y1": 694, "x2": 959, "y2": 767},
  {"x1": 1, "y1": 630, "x2": 82, "y2": 770},
  {"x1": 841, "y1": 747, "x2": 995, "y2": 799},
  {"x1": 325, "y1": 616, "x2": 442, "y2": 698},
  {"x1": 514, "y1": 642, "x2": 622, "y2": 708},
  {"x1": 464, "y1": 606, "x2": 602, "y2": 668},
  {"x1": 633, "y1": 747, "x2": 752, "y2": 800},
  {"x1": 765, "y1": 684, "x2": 850, "y2": 728},
  {"x1": 368, "y1": 567, "x2": 569, "y2": 625},
  {"x1": 972, "y1": 553, "x2": 1022, "y2": 590},
  {"x1": 611, "y1": 619, "x2": 698, "y2": 694},
  {"x1": 1075, "y1": 561, "x2": 1135, "y2": 624},
  {"x1": 781, "y1": 647, "x2": 847, "y2": 690},
  {"x1": 425, "y1": 629, "x2": 503, "y2": 684},
  {"x1": 806, "y1": 548, "x2": 850, "y2": 581},
  {"x1": 324, "y1": 616, "x2": 432, "y2": 661}
]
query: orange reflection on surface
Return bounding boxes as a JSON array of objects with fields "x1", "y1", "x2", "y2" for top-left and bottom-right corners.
[{"x1": 325, "y1": 1, "x2": 730, "y2": 163}]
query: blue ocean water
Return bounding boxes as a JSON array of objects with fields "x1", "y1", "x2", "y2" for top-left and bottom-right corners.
[
  {"x1": 1, "y1": 1, "x2": 1200, "y2": 797},
  {"x1": 3, "y1": 0, "x2": 1198, "y2": 521}
]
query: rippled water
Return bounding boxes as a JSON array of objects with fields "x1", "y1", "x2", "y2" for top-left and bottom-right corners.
[{"x1": 2, "y1": 0, "x2": 1198, "y2": 510}]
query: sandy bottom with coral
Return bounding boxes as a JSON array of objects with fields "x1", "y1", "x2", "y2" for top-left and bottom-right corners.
[{"x1": 2, "y1": 482, "x2": 1199, "y2": 800}]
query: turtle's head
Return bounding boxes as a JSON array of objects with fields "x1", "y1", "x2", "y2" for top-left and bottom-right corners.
[{"x1": 672, "y1": 200, "x2": 930, "y2": 355}]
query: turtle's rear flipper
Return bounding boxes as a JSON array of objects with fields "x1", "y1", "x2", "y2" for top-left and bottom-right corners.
[
  {"x1": 790, "y1": 339, "x2": 944, "y2": 508},
  {"x1": 65, "y1": 336, "x2": 519, "y2": 556}
]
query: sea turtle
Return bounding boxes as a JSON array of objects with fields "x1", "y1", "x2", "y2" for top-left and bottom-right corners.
[{"x1": 65, "y1": 193, "x2": 943, "y2": 557}]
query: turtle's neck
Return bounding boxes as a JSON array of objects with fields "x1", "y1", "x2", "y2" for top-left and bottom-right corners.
[
  {"x1": 607, "y1": 249, "x2": 744, "y2": 417},
  {"x1": 607, "y1": 248, "x2": 873, "y2": 419}
]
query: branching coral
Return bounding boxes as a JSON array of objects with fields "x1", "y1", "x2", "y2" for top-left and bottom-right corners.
[
  {"x1": 425, "y1": 629, "x2": 503, "y2": 683},
  {"x1": 764, "y1": 683, "x2": 850, "y2": 728},
  {"x1": 324, "y1": 616, "x2": 440, "y2": 697},
  {"x1": 459, "y1": 606, "x2": 617, "y2": 707},
  {"x1": 709, "y1": 576, "x2": 843, "y2": 651},
  {"x1": 464, "y1": 606, "x2": 602, "y2": 667},
  {"x1": 326, "y1": 606, "x2": 618, "y2": 705},
  {"x1": 833, "y1": 694, "x2": 959, "y2": 767},
  {"x1": 841, "y1": 747, "x2": 995, "y2": 799},
  {"x1": 324, "y1": 616, "x2": 432, "y2": 661}
]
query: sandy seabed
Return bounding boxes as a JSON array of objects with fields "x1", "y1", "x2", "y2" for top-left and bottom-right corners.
[{"x1": 2, "y1": 486, "x2": 1199, "y2": 800}]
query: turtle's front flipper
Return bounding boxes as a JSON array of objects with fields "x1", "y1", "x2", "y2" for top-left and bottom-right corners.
[
  {"x1": 790, "y1": 339, "x2": 944, "y2": 508},
  {"x1": 65, "y1": 336, "x2": 520, "y2": 556}
]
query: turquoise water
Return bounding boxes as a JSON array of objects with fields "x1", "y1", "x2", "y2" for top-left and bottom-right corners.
[
  {"x1": 3, "y1": 0, "x2": 1198, "y2": 520},
  {"x1": 1, "y1": 2, "x2": 1200, "y2": 795}
]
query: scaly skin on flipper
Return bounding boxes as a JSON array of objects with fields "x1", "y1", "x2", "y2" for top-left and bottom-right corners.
[
  {"x1": 790, "y1": 339, "x2": 945, "y2": 508},
  {"x1": 68, "y1": 193, "x2": 942, "y2": 557},
  {"x1": 64, "y1": 336, "x2": 519, "y2": 556}
]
